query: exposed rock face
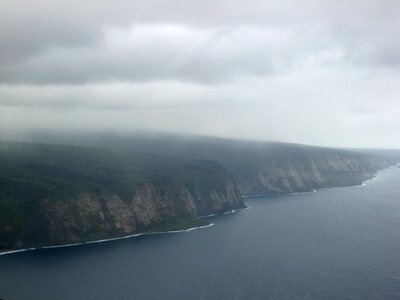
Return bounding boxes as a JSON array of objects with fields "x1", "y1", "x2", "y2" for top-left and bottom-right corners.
[
  {"x1": 0, "y1": 141, "x2": 246, "y2": 250},
  {"x1": 18, "y1": 179, "x2": 244, "y2": 248},
  {"x1": 131, "y1": 183, "x2": 197, "y2": 228},
  {"x1": 235, "y1": 154, "x2": 393, "y2": 195}
]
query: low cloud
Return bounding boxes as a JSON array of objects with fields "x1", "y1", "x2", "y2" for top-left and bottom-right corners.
[{"x1": 0, "y1": 0, "x2": 399, "y2": 148}]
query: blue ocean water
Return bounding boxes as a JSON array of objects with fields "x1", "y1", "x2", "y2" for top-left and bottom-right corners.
[{"x1": 1, "y1": 166, "x2": 399, "y2": 299}]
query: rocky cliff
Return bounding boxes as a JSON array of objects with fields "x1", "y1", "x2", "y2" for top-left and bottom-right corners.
[
  {"x1": 17, "y1": 180, "x2": 243, "y2": 248},
  {"x1": 0, "y1": 141, "x2": 244, "y2": 250},
  {"x1": 234, "y1": 152, "x2": 393, "y2": 195}
]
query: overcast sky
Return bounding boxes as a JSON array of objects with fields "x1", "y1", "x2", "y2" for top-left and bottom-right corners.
[{"x1": 0, "y1": 0, "x2": 399, "y2": 148}]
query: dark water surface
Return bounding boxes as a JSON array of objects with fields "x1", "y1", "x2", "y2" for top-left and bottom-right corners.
[{"x1": 1, "y1": 166, "x2": 400, "y2": 300}]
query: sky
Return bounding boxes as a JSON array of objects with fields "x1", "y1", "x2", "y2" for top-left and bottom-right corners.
[{"x1": 0, "y1": 0, "x2": 399, "y2": 148}]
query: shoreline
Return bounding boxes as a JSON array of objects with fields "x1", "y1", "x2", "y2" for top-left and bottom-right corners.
[
  {"x1": 1, "y1": 204, "x2": 251, "y2": 257},
  {"x1": 1, "y1": 166, "x2": 395, "y2": 257},
  {"x1": 0, "y1": 223, "x2": 215, "y2": 257}
]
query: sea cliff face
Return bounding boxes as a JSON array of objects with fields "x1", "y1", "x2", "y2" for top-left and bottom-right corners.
[
  {"x1": 17, "y1": 180, "x2": 243, "y2": 248},
  {"x1": 0, "y1": 141, "x2": 245, "y2": 250},
  {"x1": 234, "y1": 153, "x2": 393, "y2": 195}
]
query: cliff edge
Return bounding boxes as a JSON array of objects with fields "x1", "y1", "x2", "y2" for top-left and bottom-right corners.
[{"x1": 0, "y1": 141, "x2": 244, "y2": 251}]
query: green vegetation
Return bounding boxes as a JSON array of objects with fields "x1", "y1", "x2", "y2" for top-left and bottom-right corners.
[
  {"x1": 43, "y1": 132, "x2": 395, "y2": 195},
  {"x1": 0, "y1": 140, "x2": 230, "y2": 203},
  {"x1": 0, "y1": 140, "x2": 236, "y2": 251},
  {"x1": 0, "y1": 192, "x2": 24, "y2": 249}
]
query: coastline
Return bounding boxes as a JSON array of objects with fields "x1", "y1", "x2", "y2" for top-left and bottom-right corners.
[
  {"x1": 1, "y1": 204, "x2": 251, "y2": 256},
  {"x1": 0, "y1": 223, "x2": 216, "y2": 256},
  {"x1": 1, "y1": 166, "x2": 395, "y2": 257},
  {"x1": 241, "y1": 168, "x2": 387, "y2": 199}
]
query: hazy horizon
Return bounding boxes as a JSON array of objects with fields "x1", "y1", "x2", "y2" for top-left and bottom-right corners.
[{"x1": 1, "y1": 0, "x2": 399, "y2": 148}]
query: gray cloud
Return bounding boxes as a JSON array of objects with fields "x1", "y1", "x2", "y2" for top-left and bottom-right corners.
[
  {"x1": 0, "y1": 0, "x2": 399, "y2": 148},
  {"x1": 0, "y1": 24, "x2": 333, "y2": 84},
  {"x1": 1, "y1": 0, "x2": 398, "y2": 84}
]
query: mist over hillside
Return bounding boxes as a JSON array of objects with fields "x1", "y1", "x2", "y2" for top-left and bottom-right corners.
[{"x1": 3, "y1": 130, "x2": 399, "y2": 195}]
